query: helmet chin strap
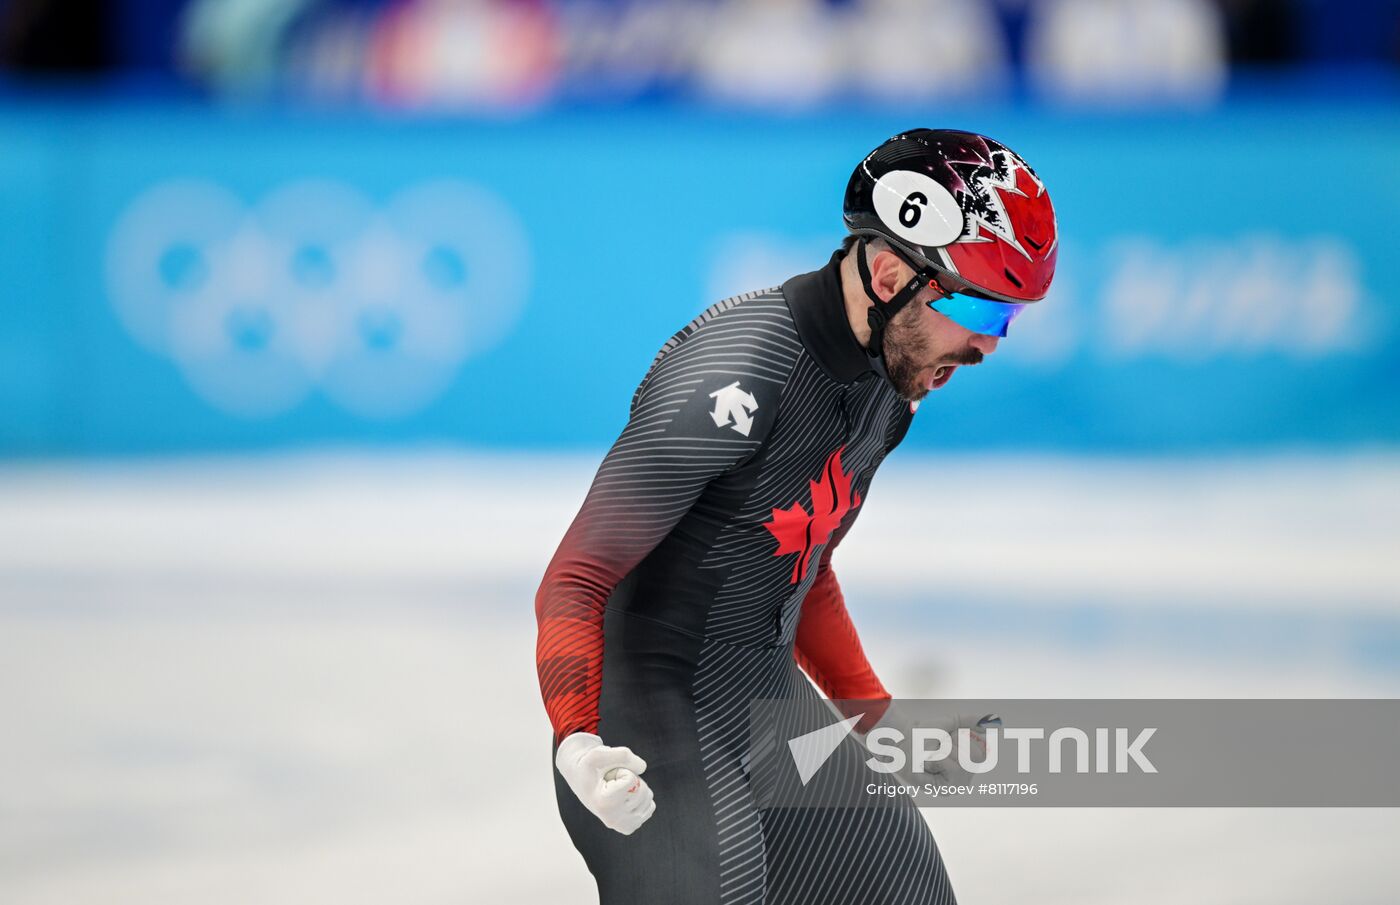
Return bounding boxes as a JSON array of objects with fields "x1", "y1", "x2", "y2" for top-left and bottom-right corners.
[{"x1": 854, "y1": 238, "x2": 935, "y2": 380}]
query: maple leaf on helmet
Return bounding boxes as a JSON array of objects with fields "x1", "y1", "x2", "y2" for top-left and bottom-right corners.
[
  {"x1": 763, "y1": 447, "x2": 862, "y2": 584},
  {"x1": 843, "y1": 127, "x2": 1058, "y2": 305}
]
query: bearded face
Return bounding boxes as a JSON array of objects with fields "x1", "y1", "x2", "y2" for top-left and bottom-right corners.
[{"x1": 880, "y1": 300, "x2": 988, "y2": 402}]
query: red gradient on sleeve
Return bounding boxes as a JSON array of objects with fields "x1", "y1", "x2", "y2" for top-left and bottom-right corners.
[
  {"x1": 535, "y1": 529, "x2": 626, "y2": 740},
  {"x1": 793, "y1": 561, "x2": 891, "y2": 733}
]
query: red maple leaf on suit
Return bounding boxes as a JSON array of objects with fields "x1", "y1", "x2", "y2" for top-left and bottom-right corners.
[{"x1": 764, "y1": 446, "x2": 861, "y2": 584}]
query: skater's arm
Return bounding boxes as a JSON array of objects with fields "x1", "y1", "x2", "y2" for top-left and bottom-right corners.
[
  {"x1": 535, "y1": 323, "x2": 782, "y2": 740},
  {"x1": 794, "y1": 557, "x2": 891, "y2": 733}
]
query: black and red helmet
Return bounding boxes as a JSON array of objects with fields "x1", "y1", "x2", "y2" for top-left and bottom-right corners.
[{"x1": 844, "y1": 129, "x2": 1058, "y2": 304}]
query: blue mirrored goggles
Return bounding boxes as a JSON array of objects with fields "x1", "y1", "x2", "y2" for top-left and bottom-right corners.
[{"x1": 927, "y1": 293, "x2": 1026, "y2": 337}]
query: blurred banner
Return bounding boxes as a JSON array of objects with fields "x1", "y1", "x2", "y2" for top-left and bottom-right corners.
[{"x1": 1, "y1": 100, "x2": 1396, "y2": 456}]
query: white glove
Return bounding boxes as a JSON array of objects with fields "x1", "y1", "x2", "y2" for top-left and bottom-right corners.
[
  {"x1": 862, "y1": 704, "x2": 1000, "y2": 785},
  {"x1": 920, "y1": 712, "x2": 999, "y2": 784},
  {"x1": 555, "y1": 732, "x2": 656, "y2": 835}
]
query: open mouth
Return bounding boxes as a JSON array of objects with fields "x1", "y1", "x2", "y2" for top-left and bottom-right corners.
[{"x1": 925, "y1": 365, "x2": 957, "y2": 392}]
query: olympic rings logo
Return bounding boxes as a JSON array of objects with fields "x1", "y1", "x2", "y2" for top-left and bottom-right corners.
[{"x1": 104, "y1": 179, "x2": 530, "y2": 418}]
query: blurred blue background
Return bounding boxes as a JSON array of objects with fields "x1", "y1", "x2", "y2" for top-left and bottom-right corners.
[
  {"x1": 2, "y1": 3, "x2": 1399, "y2": 905},
  {"x1": 4, "y1": 103, "x2": 1400, "y2": 455},
  {"x1": 1, "y1": 0, "x2": 1397, "y2": 456}
]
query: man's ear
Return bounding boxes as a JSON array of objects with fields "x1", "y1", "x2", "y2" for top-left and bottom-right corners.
[{"x1": 870, "y1": 250, "x2": 907, "y2": 303}]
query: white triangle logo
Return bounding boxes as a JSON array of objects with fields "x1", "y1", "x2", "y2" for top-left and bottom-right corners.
[{"x1": 787, "y1": 713, "x2": 863, "y2": 785}]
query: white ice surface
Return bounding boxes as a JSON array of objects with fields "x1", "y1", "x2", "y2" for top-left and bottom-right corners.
[{"x1": 1, "y1": 451, "x2": 1397, "y2": 904}]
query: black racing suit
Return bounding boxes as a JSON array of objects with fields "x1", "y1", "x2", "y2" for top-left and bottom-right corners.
[{"x1": 536, "y1": 250, "x2": 955, "y2": 904}]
